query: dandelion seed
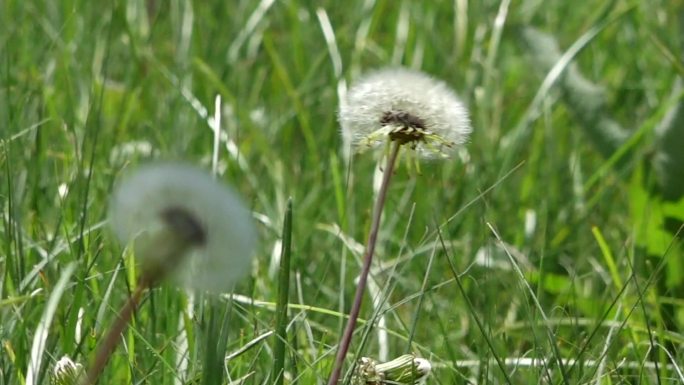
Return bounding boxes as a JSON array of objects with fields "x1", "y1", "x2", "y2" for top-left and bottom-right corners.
[
  {"x1": 108, "y1": 140, "x2": 155, "y2": 165},
  {"x1": 57, "y1": 183, "x2": 69, "y2": 199},
  {"x1": 339, "y1": 67, "x2": 471, "y2": 158},
  {"x1": 108, "y1": 162, "x2": 256, "y2": 292}
]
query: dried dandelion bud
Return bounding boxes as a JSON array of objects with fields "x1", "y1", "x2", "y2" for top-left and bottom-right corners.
[
  {"x1": 352, "y1": 354, "x2": 432, "y2": 385},
  {"x1": 339, "y1": 67, "x2": 471, "y2": 158},
  {"x1": 51, "y1": 356, "x2": 83, "y2": 385},
  {"x1": 352, "y1": 357, "x2": 381, "y2": 384},
  {"x1": 108, "y1": 162, "x2": 256, "y2": 292}
]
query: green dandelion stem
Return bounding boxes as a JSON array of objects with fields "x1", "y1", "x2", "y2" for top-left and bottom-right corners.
[
  {"x1": 81, "y1": 279, "x2": 148, "y2": 385},
  {"x1": 327, "y1": 141, "x2": 402, "y2": 385}
]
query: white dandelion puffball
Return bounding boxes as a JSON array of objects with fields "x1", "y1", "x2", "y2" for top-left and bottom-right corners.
[
  {"x1": 109, "y1": 162, "x2": 256, "y2": 293},
  {"x1": 339, "y1": 67, "x2": 471, "y2": 157}
]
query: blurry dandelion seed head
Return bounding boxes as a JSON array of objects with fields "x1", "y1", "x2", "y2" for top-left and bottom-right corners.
[
  {"x1": 339, "y1": 67, "x2": 471, "y2": 158},
  {"x1": 108, "y1": 162, "x2": 256, "y2": 292}
]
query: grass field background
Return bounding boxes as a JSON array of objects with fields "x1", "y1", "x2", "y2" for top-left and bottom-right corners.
[{"x1": 2, "y1": 0, "x2": 684, "y2": 384}]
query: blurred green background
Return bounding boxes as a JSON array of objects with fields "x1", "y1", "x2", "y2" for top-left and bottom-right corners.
[{"x1": 1, "y1": 0, "x2": 683, "y2": 384}]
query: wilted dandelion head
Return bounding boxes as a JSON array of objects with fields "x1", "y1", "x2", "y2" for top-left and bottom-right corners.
[
  {"x1": 108, "y1": 162, "x2": 256, "y2": 293},
  {"x1": 339, "y1": 67, "x2": 471, "y2": 158}
]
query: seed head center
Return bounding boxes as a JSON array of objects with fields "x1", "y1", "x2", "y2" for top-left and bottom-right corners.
[
  {"x1": 160, "y1": 207, "x2": 206, "y2": 247},
  {"x1": 380, "y1": 111, "x2": 428, "y2": 145}
]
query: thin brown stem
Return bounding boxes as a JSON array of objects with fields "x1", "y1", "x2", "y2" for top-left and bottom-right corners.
[
  {"x1": 327, "y1": 141, "x2": 402, "y2": 385},
  {"x1": 81, "y1": 279, "x2": 149, "y2": 385}
]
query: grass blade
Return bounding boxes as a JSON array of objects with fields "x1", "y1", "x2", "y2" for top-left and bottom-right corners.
[
  {"x1": 273, "y1": 198, "x2": 293, "y2": 385},
  {"x1": 25, "y1": 263, "x2": 77, "y2": 385}
]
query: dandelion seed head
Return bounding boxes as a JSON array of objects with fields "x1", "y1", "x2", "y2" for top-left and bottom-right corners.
[
  {"x1": 339, "y1": 67, "x2": 471, "y2": 158},
  {"x1": 109, "y1": 162, "x2": 256, "y2": 292}
]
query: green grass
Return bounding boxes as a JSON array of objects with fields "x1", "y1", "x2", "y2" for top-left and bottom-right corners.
[{"x1": 2, "y1": 0, "x2": 684, "y2": 384}]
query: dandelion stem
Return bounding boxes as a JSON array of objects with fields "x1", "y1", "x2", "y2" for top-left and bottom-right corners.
[
  {"x1": 327, "y1": 141, "x2": 401, "y2": 385},
  {"x1": 82, "y1": 278, "x2": 148, "y2": 385}
]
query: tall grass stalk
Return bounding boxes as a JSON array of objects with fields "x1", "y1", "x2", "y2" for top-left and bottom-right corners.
[{"x1": 273, "y1": 198, "x2": 293, "y2": 385}]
